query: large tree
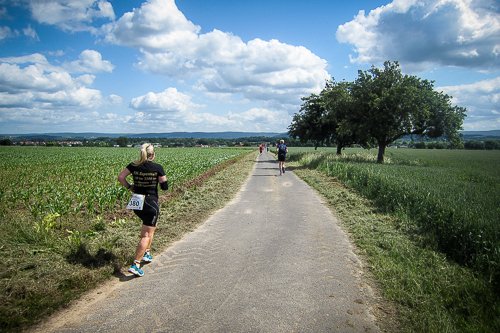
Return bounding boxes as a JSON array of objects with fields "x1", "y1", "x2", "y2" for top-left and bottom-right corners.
[
  {"x1": 288, "y1": 93, "x2": 330, "y2": 149},
  {"x1": 289, "y1": 80, "x2": 369, "y2": 154},
  {"x1": 321, "y1": 80, "x2": 368, "y2": 154},
  {"x1": 347, "y1": 61, "x2": 466, "y2": 163}
]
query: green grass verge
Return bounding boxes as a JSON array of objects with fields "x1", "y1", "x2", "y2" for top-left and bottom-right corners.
[
  {"x1": 288, "y1": 160, "x2": 500, "y2": 333},
  {"x1": 0, "y1": 151, "x2": 257, "y2": 333}
]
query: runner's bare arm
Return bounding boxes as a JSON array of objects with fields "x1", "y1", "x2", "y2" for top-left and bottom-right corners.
[{"x1": 118, "y1": 168, "x2": 133, "y2": 190}]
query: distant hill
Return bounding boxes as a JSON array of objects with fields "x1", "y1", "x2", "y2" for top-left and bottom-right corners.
[
  {"x1": 395, "y1": 131, "x2": 500, "y2": 141},
  {"x1": 2, "y1": 130, "x2": 499, "y2": 140},
  {"x1": 461, "y1": 130, "x2": 500, "y2": 137},
  {"x1": 1, "y1": 132, "x2": 287, "y2": 140}
]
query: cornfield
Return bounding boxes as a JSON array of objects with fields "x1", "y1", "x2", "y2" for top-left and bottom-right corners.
[{"x1": 0, "y1": 146, "x2": 250, "y2": 225}]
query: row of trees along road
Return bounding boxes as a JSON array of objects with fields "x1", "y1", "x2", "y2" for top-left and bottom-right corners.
[{"x1": 288, "y1": 61, "x2": 467, "y2": 163}]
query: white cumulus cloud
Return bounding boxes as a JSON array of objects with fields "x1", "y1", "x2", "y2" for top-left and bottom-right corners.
[
  {"x1": 101, "y1": 0, "x2": 200, "y2": 51},
  {"x1": 23, "y1": 24, "x2": 39, "y2": 40},
  {"x1": 129, "y1": 88, "x2": 205, "y2": 115},
  {"x1": 0, "y1": 26, "x2": 19, "y2": 40},
  {"x1": 229, "y1": 108, "x2": 290, "y2": 124},
  {"x1": 103, "y1": 0, "x2": 330, "y2": 112},
  {"x1": 62, "y1": 49, "x2": 115, "y2": 73},
  {"x1": 28, "y1": 0, "x2": 115, "y2": 32},
  {"x1": 180, "y1": 107, "x2": 291, "y2": 132},
  {"x1": 438, "y1": 76, "x2": 500, "y2": 130},
  {"x1": 126, "y1": 88, "x2": 291, "y2": 132},
  {"x1": 0, "y1": 51, "x2": 119, "y2": 132},
  {"x1": 336, "y1": 0, "x2": 500, "y2": 71}
]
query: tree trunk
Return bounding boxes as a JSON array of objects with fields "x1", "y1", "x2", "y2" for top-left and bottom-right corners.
[
  {"x1": 377, "y1": 144, "x2": 386, "y2": 164},
  {"x1": 336, "y1": 145, "x2": 342, "y2": 155}
]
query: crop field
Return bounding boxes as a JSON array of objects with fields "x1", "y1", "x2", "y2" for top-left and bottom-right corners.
[
  {"x1": 0, "y1": 146, "x2": 254, "y2": 331},
  {"x1": 0, "y1": 146, "x2": 250, "y2": 225},
  {"x1": 288, "y1": 147, "x2": 500, "y2": 289}
]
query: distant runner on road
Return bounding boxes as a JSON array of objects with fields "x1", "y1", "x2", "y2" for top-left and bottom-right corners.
[{"x1": 275, "y1": 139, "x2": 288, "y2": 175}]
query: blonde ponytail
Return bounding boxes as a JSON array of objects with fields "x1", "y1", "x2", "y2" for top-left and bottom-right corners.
[{"x1": 132, "y1": 143, "x2": 154, "y2": 166}]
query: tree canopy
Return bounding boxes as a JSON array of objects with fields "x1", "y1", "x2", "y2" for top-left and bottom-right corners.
[
  {"x1": 288, "y1": 93, "x2": 329, "y2": 150},
  {"x1": 288, "y1": 80, "x2": 367, "y2": 154},
  {"x1": 289, "y1": 61, "x2": 467, "y2": 163},
  {"x1": 117, "y1": 136, "x2": 129, "y2": 147}
]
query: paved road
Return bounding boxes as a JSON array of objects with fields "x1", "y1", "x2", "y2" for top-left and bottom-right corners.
[{"x1": 33, "y1": 152, "x2": 379, "y2": 332}]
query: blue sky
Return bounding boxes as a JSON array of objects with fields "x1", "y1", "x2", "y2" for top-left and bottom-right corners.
[{"x1": 0, "y1": 0, "x2": 499, "y2": 135}]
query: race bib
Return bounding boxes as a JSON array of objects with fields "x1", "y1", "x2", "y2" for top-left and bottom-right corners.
[{"x1": 126, "y1": 194, "x2": 145, "y2": 210}]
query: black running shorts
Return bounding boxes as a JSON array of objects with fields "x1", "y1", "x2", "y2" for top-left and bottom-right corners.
[
  {"x1": 133, "y1": 196, "x2": 159, "y2": 227},
  {"x1": 278, "y1": 155, "x2": 286, "y2": 162}
]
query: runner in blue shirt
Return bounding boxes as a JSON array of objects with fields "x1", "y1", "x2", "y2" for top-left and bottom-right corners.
[{"x1": 275, "y1": 139, "x2": 288, "y2": 175}]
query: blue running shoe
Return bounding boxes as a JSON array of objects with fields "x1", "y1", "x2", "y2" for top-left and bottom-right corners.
[
  {"x1": 128, "y1": 263, "x2": 144, "y2": 277},
  {"x1": 142, "y1": 253, "x2": 152, "y2": 262}
]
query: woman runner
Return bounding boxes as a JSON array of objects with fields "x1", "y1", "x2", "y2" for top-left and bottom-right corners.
[{"x1": 118, "y1": 143, "x2": 168, "y2": 277}]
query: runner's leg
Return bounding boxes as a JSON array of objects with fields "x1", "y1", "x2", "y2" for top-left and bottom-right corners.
[{"x1": 134, "y1": 225, "x2": 156, "y2": 262}]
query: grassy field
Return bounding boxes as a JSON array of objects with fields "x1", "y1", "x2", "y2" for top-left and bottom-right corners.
[
  {"x1": 0, "y1": 146, "x2": 255, "y2": 332},
  {"x1": 286, "y1": 147, "x2": 500, "y2": 332}
]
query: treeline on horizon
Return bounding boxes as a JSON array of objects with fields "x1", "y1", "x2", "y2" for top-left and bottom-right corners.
[
  {"x1": 0, "y1": 135, "x2": 292, "y2": 148},
  {"x1": 1, "y1": 135, "x2": 500, "y2": 150}
]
